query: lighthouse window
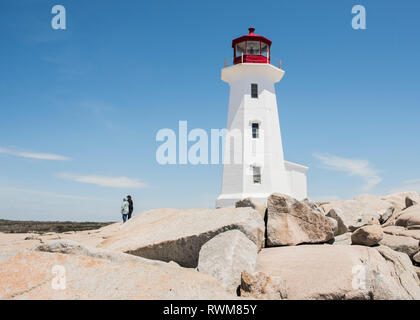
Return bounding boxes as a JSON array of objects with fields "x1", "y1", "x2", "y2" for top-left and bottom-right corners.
[
  {"x1": 236, "y1": 42, "x2": 245, "y2": 57},
  {"x1": 251, "y1": 83, "x2": 258, "y2": 98},
  {"x1": 253, "y1": 166, "x2": 261, "y2": 184},
  {"x1": 247, "y1": 41, "x2": 260, "y2": 55},
  {"x1": 252, "y1": 123, "x2": 259, "y2": 139}
]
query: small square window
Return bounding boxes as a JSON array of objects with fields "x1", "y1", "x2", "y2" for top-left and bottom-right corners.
[
  {"x1": 252, "y1": 123, "x2": 259, "y2": 139},
  {"x1": 251, "y1": 84, "x2": 258, "y2": 99},
  {"x1": 253, "y1": 166, "x2": 261, "y2": 184}
]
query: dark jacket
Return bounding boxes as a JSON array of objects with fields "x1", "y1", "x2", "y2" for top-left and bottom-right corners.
[{"x1": 128, "y1": 199, "x2": 133, "y2": 214}]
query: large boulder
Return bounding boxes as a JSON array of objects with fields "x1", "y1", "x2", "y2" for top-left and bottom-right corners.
[
  {"x1": 0, "y1": 248, "x2": 234, "y2": 300},
  {"x1": 382, "y1": 192, "x2": 420, "y2": 212},
  {"x1": 253, "y1": 245, "x2": 420, "y2": 300},
  {"x1": 197, "y1": 230, "x2": 257, "y2": 292},
  {"x1": 351, "y1": 225, "x2": 383, "y2": 246},
  {"x1": 326, "y1": 209, "x2": 348, "y2": 236},
  {"x1": 266, "y1": 194, "x2": 335, "y2": 246},
  {"x1": 396, "y1": 205, "x2": 420, "y2": 228},
  {"x1": 235, "y1": 198, "x2": 267, "y2": 220},
  {"x1": 322, "y1": 199, "x2": 385, "y2": 233},
  {"x1": 379, "y1": 234, "x2": 419, "y2": 258},
  {"x1": 99, "y1": 207, "x2": 264, "y2": 268},
  {"x1": 354, "y1": 194, "x2": 395, "y2": 224}
]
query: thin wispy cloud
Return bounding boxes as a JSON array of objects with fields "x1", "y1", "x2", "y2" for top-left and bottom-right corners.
[
  {"x1": 314, "y1": 153, "x2": 382, "y2": 190},
  {"x1": 0, "y1": 186, "x2": 93, "y2": 201},
  {"x1": 0, "y1": 147, "x2": 70, "y2": 161},
  {"x1": 57, "y1": 173, "x2": 147, "y2": 189}
]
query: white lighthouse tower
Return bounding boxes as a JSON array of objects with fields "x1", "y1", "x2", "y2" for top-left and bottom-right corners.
[{"x1": 216, "y1": 28, "x2": 308, "y2": 208}]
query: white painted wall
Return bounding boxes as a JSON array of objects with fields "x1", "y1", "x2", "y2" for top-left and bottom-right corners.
[
  {"x1": 285, "y1": 161, "x2": 308, "y2": 200},
  {"x1": 216, "y1": 63, "x2": 308, "y2": 208}
]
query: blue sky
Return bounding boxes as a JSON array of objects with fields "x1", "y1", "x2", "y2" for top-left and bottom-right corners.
[{"x1": 1, "y1": 0, "x2": 419, "y2": 221}]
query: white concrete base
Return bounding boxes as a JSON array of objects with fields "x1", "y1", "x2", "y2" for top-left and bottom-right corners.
[{"x1": 216, "y1": 160, "x2": 308, "y2": 208}]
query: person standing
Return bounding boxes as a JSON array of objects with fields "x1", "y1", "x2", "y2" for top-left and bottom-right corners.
[
  {"x1": 127, "y1": 195, "x2": 134, "y2": 220},
  {"x1": 121, "y1": 198, "x2": 129, "y2": 223}
]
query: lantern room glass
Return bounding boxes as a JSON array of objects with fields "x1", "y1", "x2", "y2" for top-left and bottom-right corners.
[
  {"x1": 235, "y1": 42, "x2": 245, "y2": 57},
  {"x1": 261, "y1": 42, "x2": 269, "y2": 57},
  {"x1": 246, "y1": 41, "x2": 260, "y2": 55}
]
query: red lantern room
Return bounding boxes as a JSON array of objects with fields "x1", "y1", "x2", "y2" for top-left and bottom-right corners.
[{"x1": 232, "y1": 27, "x2": 272, "y2": 65}]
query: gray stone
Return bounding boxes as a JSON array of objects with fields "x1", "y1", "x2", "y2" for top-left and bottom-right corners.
[
  {"x1": 351, "y1": 225, "x2": 383, "y2": 246},
  {"x1": 266, "y1": 193, "x2": 335, "y2": 246},
  {"x1": 197, "y1": 230, "x2": 258, "y2": 292}
]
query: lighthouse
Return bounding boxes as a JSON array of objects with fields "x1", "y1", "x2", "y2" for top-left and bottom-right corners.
[{"x1": 216, "y1": 28, "x2": 308, "y2": 208}]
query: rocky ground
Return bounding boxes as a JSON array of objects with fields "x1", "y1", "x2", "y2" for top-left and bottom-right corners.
[{"x1": 1, "y1": 191, "x2": 420, "y2": 300}]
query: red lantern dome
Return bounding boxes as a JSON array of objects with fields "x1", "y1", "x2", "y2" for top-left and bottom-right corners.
[{"x1": 232, "y1": 27, "x2": 272, "y2": 65}]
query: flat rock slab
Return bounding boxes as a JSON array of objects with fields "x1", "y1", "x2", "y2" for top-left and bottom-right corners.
[
  {"x1": 0, "y1": 249, "x2": 234, "y2": 300},
  {"x1": 255, "y1": 245, "x2": 420, "y2": 300},
  {"x1": 99, "y1": 207, "x2": 264, "y2": 268},
  {"x1": 382, "y1": 226, "x2": 420, "y2": 241},
  {"x1": 379, "y1": 233, "x2": 419, "y2": 258}
]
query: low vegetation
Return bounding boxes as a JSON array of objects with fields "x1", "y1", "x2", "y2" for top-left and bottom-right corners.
[{"x1": 0, "y1": 219, "x2": 113, "y2": 234}]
